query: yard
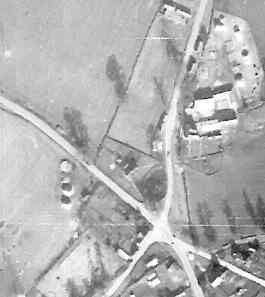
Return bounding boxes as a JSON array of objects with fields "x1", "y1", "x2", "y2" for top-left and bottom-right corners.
[{"x1": 214, "y1": 0, "x2": 265, "y2": 54}]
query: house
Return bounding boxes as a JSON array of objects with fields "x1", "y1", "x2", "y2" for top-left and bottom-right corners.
[
  {"x1": 184, "y1": 83, "x2": 238, "y2": 139},
  {"x1": 163, "y1": 0, "x2": 192, "y2": 16}
]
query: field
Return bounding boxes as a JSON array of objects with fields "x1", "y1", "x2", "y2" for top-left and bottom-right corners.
[
  {"x1": 214, "y1": 0, "x2": 265, "y2": 54},
  {"x1": 37, "y1": 235, "x2": 127, "y2": 297},
  {"x1": 183, "y1": 116, "x2": 265, "y2": 248},
  {"x1": 109, "y1": 9, "x2": 188, "y2": 154},
  {"x1": 0, "y1": 110, "x2": 80, "y2": 296},
  {"x1": 0, "y1": 109, "x2": 151, "y2": 297},
  {"x1": 0, "y1": 0, "x2": 161, "y2": 151}
]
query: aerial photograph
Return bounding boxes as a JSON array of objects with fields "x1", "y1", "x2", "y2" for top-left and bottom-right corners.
[{"x1": 2, "y1": 0, "x2": 265, "y2": 297}]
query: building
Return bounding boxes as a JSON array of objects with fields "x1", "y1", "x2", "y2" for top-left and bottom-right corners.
[{"x1": 183, "y1": 83, "x2": 238, "y2": 139}]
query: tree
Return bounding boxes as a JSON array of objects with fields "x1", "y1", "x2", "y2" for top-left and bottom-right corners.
[
  {"x1": 243, "y1": 189, "x2": 258, "y2": 225},
  {"x1": 139, "y1": 167, "x2": 167, "y2": 210},
  {"x1": 222, "y1": 199, "x2": 237, "y2": 233},
  {"x1": 256, "y1": 194, "x2": 265, "y2": 231},
  {"x1": 63, "y1": 107, "x2": 91, "y2": 155},
  {"x1": 106, "y1": 54, "x2": 127, "y2": 100}
]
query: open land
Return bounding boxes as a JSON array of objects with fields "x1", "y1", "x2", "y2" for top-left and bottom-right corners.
[
  {"x1": 0, "y1": 110, "x2": 78, "y2": 296},
  {"x1": 109, "y1": 7, "x2": 189, "y2": 154},
  {"x1": 0, "y1": 0, "x2": 161, "y2": 153},
  {"x1": 185, "y1": 125, "x2": 265, "y2": 248},
  {"x1": 0, "y1": 109, "x2": 151, "y2": 297}
]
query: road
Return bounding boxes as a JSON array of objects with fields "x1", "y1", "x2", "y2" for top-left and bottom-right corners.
[{"x1": 1, "y1": 0, "x2": 265, "y2": 296}]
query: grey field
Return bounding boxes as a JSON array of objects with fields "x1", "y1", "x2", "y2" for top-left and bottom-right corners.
[{"x1": 1, "y1": 1, "x2": 265, "y2": 297}]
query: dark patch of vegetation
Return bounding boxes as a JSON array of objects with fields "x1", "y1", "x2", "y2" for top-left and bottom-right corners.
[
  {"x1": 91, "y1": 241, "x2": 109, "y2": 288},
  {"x1": 63, "y1": 107, "x2": 91, "y2": 155},
  {"x1": 0, "y1": 220, "x2": 5, "y2": 229},
  {"x1": 66, "y1": 279, "x2": 83, "y2": 297},
  {"x1": 137, "y1": 167, "x2": 167, "y2": 209},
  {"x1": 117, "y1": 151, "x2": 138, "y2": 175},
  {"x1": 256, "y1": 194, "x2": 265, "y2": 231},
  {"x1": 205, "y1": 254, "x2": 227, "y2": 283},
  {"x1": 165, "y1": 37, "x2": 183, "y2": 64},
  {"x1": 66, "y1": 243, "x2": 110, "y2": 297},
  {"x1": 222, "y1": 200, "x2": 237, "y2": 233},
  {"x1": 106, "y1": 54, "x2": 127, "y2": 100},
  {"x1": 261, "y1": 57, "x2": 265, "y2": 72},
  {"x1": 153, "y1": 76, "x2": 167, "y2": 106},
  {"x1": 189, "y1": 225, "x2": 200, "y2": 246},
  {"x1": 243, "y1": 189, "x2": 258, "y2": 225},
  {"x1": 197, "y1": 201, "x2": 217, "y2": 242},
  {"x1": 181, "y1": 225, "x2": 200, "y2": 246}
]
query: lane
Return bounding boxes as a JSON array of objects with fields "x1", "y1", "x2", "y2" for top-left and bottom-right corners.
[{"x1": 162, "y1": 0, "x2": 213, "y2": 221}]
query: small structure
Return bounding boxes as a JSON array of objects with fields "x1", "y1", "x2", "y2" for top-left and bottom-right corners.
[
  {"x1": 59, "y1": 159, "x2": 74, "y2": 174},
  {"x1": 146, "y1": 256, "x2": 159, "y2": 269},
  {"x1": 60, "y1": 195, "x2": 72, "y2": 210},
  {"x1": 147, "y1": 271, "x2": 161, "y2": 288},
  {"x1": 61, "y1": 181, "x2": 75, "y2": 197},
  {"x1": 117, "y1": 248, "x2": 131, "y2": 262},
  {"x1": 115, "y1": 152, "x2": 138, "y2": 175}
]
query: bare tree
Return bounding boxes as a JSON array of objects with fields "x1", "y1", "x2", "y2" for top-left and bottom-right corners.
[{"x1": 222, "y1": 200, "x2": 237, "y2": 234}]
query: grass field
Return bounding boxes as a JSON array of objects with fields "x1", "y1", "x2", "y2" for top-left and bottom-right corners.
[
  {"x1": 214, "y1": 0, "x2": 265, "y2": 55},
  {"x1": 184, "y1": 121, "x2": 265, "y2": 248},
  {"x1": 0, "y1": 109, "x2": 145, "y2": 297},
  {"x1": 0, "y1": 0, "x2": 161, "y2": 151},
  {"x1": 109, "y1": 10, "x2": 185, "y2": 154},
  {"x1": 37, "y1": 235, "x2": 126, "y2": 297},
  {"x1": 0, "y1": 110, "x2": 79, "y2": 296}
]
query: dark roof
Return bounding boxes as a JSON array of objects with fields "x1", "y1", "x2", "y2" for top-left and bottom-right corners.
[
  {"x1": 183, "y1": 113, "x2": 197, "y2": 136},
  {"x1": 194, "y1": 87, "x2": 212, "y2": 100},
  {"x1": 175, "y1": 2, "x2": 191, "y2": 14},
  {"x1": 200, "y1": 130, "x2": 222, "y2": 137},
  {"x1": 186, "y1": 55, "x2": 196, "y2": 72},
  {"x1": 197, "y1": 108, "x2": 236, "y2": 123},
  {"x1": 163, "y1": 0, "x2": 176, "y2": 7},
  {"x1": 61, "y1": 195, "x2": 71, "y2": 204},
  {"x1": 194, "y1": 36, "x2": 202, "y2": 51},
  {"x1": 214, "y1": 108, "x2": 236, "y2": 122},
  {"x1": 212, "y1": 83, "x2": 233, "y2": 95}
]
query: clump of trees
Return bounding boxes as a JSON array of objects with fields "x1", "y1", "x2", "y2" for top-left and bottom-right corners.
[
  {"x1": 106, "y1": 54, "x2": 127, "y2": 100},
  {"x1": 63, "y1": 107, "x2": 91, "y2": 155},
  {"x1": 137, "y1": 167, "x2": 167, "y2": 210}
]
